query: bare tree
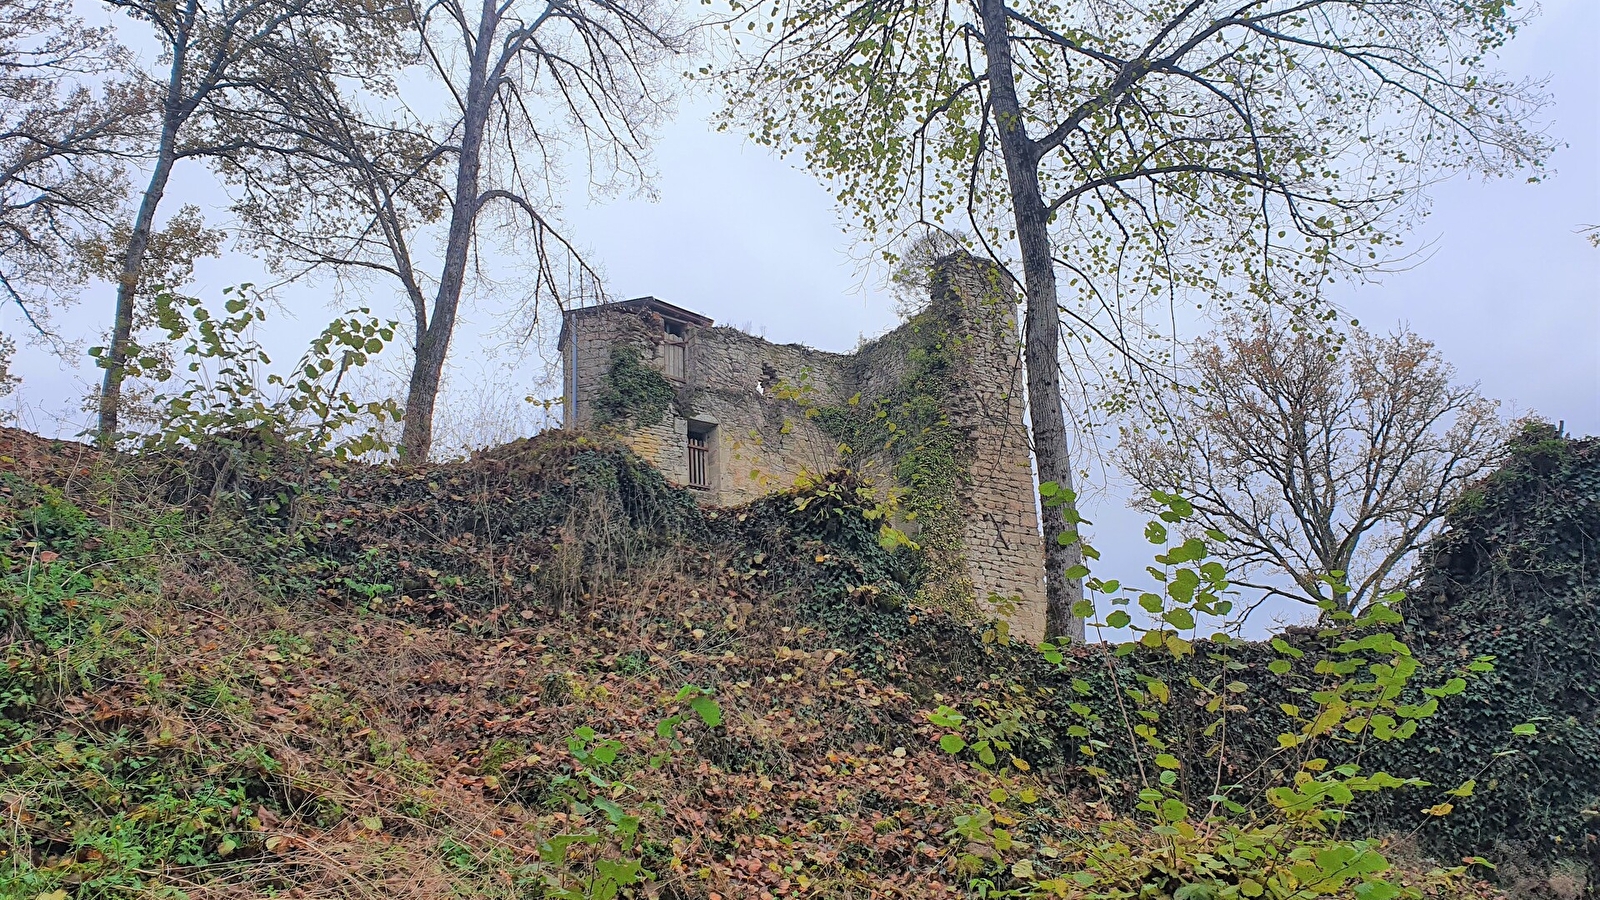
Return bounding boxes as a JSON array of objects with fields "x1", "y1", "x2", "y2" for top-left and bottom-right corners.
[
  {"x1": 720, "y1": 0, "x2": 1552, "y2": 640},
  {"x1": 1121, "y1": 315, "x2": 1507, "y2": 615},
  {"x1": 94, "y1": 0, "x2": 398, "y2": 440},
  {"x1": 0, "y1": 0, "x2": 147, "y2": 337},
  {"x1": 224, "y1": 0, "x2": 686, "y2": 460},
  {"x1": 888, "y1": 229, "x2": 968, "y2": 317}
]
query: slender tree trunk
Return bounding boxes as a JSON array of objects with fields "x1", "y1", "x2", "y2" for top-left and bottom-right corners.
[
  {"x1": 977, "y1": 0, "x2": 1084, "y2": 641},
  {"x1": 396, "y1": 0, "x2": 496, "y2": 461},
  {"x1": 399, "y1": 322, "x2": 451, "y2": 459},
  {"x1": 97, "y1": 103, "x2": 183, "y2": 441}
]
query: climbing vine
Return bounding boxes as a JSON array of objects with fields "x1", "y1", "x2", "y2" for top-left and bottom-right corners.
[
  {"x1": 1361, "y1": 422, "x2": 1600, "y2": 863},
  {"x1": 592, "y1": 345, "x2": 674, "y2": 427},
  {"x1": 813, "y1": 300, "x2": 976, "y2": 615}
]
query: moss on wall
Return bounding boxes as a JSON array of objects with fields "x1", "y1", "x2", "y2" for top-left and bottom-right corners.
[{"x1": 592, "y1": 345, "x2": 674, "y2": 427}]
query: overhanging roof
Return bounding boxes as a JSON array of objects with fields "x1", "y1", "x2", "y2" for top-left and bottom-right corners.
[{"x1": 558, "y1": 297, "x2": 715, "y2": 351}]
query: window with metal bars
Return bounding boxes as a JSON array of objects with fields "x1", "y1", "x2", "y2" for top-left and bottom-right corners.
[{"x1": 687, "y1": 431, "x2": 711, "y2": 490}]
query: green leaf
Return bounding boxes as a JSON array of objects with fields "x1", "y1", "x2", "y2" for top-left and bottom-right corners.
[
  {"x1": 689, "y1": 695, "x2": 722, "y2": 727},
  {"x1": 939, "y1": 734, "x2": 967, "y2": 754},
  {"x1": 1163, "y1": 608, "x2": 1196, "y2": 630},
  {"x1": 1106, "y1": 611, "x2": 1131, "y2": 629},
  {"x1": 1353, "y1": 881, "x2": 1400, "y2": 900}
]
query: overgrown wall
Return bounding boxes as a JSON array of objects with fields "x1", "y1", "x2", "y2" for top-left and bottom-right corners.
[{"x1": 561, "y1": 255, "x2": 1051, "y2": 642}]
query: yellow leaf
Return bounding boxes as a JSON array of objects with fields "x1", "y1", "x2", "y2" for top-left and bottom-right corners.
[
  {"x1": 1165, "y1": 634, "x2": 1193, "y2": 657},
  {"x1": 1426, "y1": 802, "x2": 1454, "y2": 817}
]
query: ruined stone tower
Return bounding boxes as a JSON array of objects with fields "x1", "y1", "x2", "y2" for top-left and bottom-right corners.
[{"x1": 558, "y1": 255, "x2": 1049, "y2": 642}]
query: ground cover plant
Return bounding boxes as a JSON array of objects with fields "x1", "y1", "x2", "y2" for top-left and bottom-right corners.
[{"x1": 1, "y1": 422, "x2": 1593, "y2": 898}]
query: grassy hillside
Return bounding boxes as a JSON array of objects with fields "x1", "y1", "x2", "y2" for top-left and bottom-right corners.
[{"x1": 1, "y1": 425, "x2": 1590, "y2": 899}]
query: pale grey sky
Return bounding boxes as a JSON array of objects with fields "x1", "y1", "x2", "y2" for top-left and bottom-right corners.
[
  {"x1": 563, "y1": 1, "x2": 1597, "y2": 437},
  {"x1": 3, "y1": 0, "x2": 1595, "y2": 634},
  {"x1": 551, "y1": 0, "x2": 1598, "y2": 632}
]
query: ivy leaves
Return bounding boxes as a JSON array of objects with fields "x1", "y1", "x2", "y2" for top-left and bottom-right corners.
[{"x1": 592, "y1": 345, "x2": 676, "y2": 427}]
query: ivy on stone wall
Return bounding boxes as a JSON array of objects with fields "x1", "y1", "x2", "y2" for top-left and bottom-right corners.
[
  {"x1": 1362, "y1": 422, "x2": 1600, "y2": 866},
  {"x1": 1031, "y1": 424, "x2": 1600, "y2": 872},
  {"x1": 813, "y1": 302, "x2": 976, "y2": 616},
  {"x1": 592, "y1": 345, "x2": 674, "y2": 427}
]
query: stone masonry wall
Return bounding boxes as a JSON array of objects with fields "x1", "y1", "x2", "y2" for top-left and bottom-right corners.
[
  {"x1": 685, "y1": 327, "x2": 850, "y2": 505},
  {"x1": 561, "y1": 255, "x2": 1053, "y2": 643},
  {"x1": 563, "y1": 306, "x2": 689, "y2": 483},
  {"x1": 935, "y1": 258, "x2": 1048, "y2": 643}
]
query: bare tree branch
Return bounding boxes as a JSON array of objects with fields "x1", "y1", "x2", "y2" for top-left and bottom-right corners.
[
  {"x1": 226, "y1": 0, "x2": 686, "y2": 459},
  {"x1": 1120, "y1": 313, "x2": 1510, "y2": 615}
]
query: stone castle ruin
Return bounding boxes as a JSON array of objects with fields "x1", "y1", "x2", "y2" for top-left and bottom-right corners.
[{"x1": 559, "y1": 255, "x2": 1049, "y2": 642}]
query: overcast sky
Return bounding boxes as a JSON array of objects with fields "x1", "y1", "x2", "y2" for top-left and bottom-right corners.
[
  {"x1": 563, "y1": 0, "x2": 1598, "y2": 436},
  {"x1": 4, "y1": 0, "x2": 1595, "y2": 633},
  {"x1": 556, "y1": 0, "x2": 1599, "y2": 631}
]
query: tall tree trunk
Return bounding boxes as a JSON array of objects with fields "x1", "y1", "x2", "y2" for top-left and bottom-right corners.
[
  {"x1": 97, "y1": 90, "x2": 185, "y2": 441},
  {"x1": 396, "y1": 0, "x2": 496, "y2": 462},
  {"x1": 976, "y1": 0, "x2": 1084, "y2": 641}
]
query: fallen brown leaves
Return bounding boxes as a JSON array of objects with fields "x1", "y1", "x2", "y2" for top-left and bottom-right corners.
[{"x1": 2, "y1": 429, "x2": 1516, "y2": 899}]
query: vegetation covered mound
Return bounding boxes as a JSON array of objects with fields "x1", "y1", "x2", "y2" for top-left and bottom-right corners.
[
  {"x1": 1, "y1": 425, "x2": 1591, "y2": 898},
  {"x1": 1377, "y1": 426, "x2": 1599, "y2": 877}
]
